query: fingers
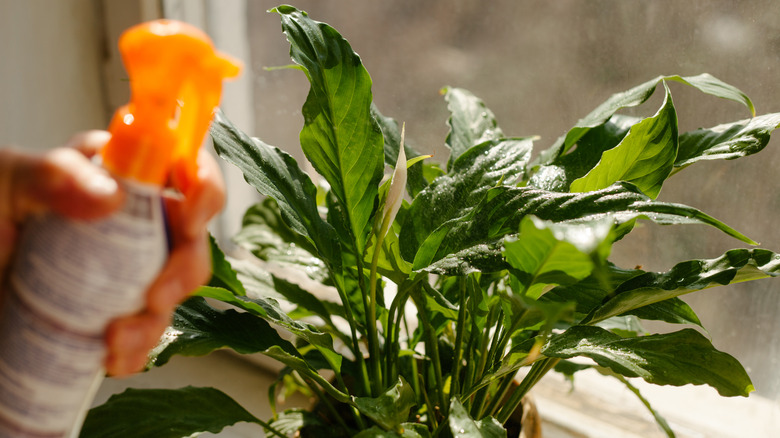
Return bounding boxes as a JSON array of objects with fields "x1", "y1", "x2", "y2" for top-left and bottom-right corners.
[
  {"x1": 1, "y1": 133, "x2": 120, "y2": 280},
  {"x1": 146, "y1": 150, "x2": 225, "y2": 314},
  {"x1": 104, "y1": 150, "x2": 225, "y2": 375},
  {"x1": 64, "y1": 130, "x2": 112, "y2": 158},
  {"x1": 145, "y1": 232, "x2": 212, "y2": 315},
  {"x1": 104, "y1": 311, "x2": 170, "y2": 377},
  {"x1": 0, "y1": 133, "x2": 122, "y2": 224}
]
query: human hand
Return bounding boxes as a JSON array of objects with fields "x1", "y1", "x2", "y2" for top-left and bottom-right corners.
[
  {"x1": 0, "y1": 131, "x2": 225, "y2": 377},
  {"x1": 104, "y1": 142, "x2": 225, "y2": 376}
]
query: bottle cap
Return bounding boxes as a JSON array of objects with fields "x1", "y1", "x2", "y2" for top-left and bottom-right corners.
[{"x1": 101, "y1": 20, "x2": 241, "y2": 189}]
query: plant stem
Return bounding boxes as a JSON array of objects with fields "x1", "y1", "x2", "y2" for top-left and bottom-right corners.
[
  {"x1": 418, "y1": 370, "x2": 438, "y2": 432},
  {"x1": 496, "y1": 357, "x2": 559, "y2": 424},
  {"x1": 450, "y1": 276, "x2": 468, "y2": 398},
  {"x1": 257, "y1": 419, "x2": 288, "y2": 438},
  {"x1": 414, "y1": 290, "x2": 447, "y2": 416},
  {"x1": 470, "y1": 304, "x2": 499, "y2": 395},
  {"x1": 482, "y1": 374, "x2": 515, "y2": 419},
  {"x1": 366, "y1": 241, "x2": 384, "y2": 396},
  {"x1": 332, "y1": 270, "x2": 371, "y2": 396},
  {"x1": 302, "y1": 375, "x2": 358, "y2": 433}
]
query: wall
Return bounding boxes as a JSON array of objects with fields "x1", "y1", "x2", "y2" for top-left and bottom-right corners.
[{"x1": 0, "y1": 0, "x2": 108, "y2": 150}]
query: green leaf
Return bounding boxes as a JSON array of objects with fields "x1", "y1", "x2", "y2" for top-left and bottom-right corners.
[
  {"x1": 587, "y1": 248, "x2": 780, "y2": 324},
  {"x1": 210, "y1": 110, "x2": 341, "y2": 269},
  {"x1": 234, "y1": 199, "x2": 324, "y2": 275},
  {"x1": 542, "y1": 264, "x2": 643, "y2": 318},
  {"x1": 80, "y1": 386, "x2": 261, "y2": 438},
  {"x1": 503, "y1": 216, "x2": 614, "y2": 298},
  {"x1": 263, "y1": 345, "x2": 350, "y2": 403},
  {"x1": 627, "y1": 297, "x2": 703, "y2": 327},
  {"x1": 366, "y1": 219, "x2": 414, "y2": 283},
  {"x1": 372, "y1": 104, "x2": 428, "y2": 197},
  {"x1": 353, "y1": 377, "x2": 417, "y2": 432},
  {"x1": 149, "y1": 297, "x2": 299, "y2": 367},
  {"x1": 570, "y1": 82, "x2": 678, "y2": 199},
  {"x1": 410, "y1": 182, "x2": 755, "y2": 272},
  {"x1": 529, "y1": 114, "x2": 637, "y2": 192},
  {"x1": 542, "y1": 326, "x2": 754, "y2": 397},
  {"x1": 193, "y1": 287, "x2": 345, "y2": 376},
  {"x1": 274, "y1": 5, "x2": 384, "y2": 252},
  {"x1": 443, "y1": 87, "x2": 505, "y2": 170},
  {"x1": 400, "y1": 137, "x2": 533, "y2": 263},
  {"x1": 668, "y1": 73, "x2": 755, "y2": 116},
  {"x1": 448, "y1": 398, "x2": 507, "y2": 438},
  {"x1": 208, "y1": 234, "x2": 247, "y2": 295},
  {"x1": 675, "y1": 112, "x2": 780, "y2": 171},
  {"x1": 535, "y1": 73, "x2": 754, "y2": 165},
  {"x1": 269, "y1": 409, "x2": 326, "y2": 437}
]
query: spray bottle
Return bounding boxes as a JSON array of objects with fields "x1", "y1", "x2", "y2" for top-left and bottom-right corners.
[{"x1": 0, "y1": 20, "x2": 240, "y2": 438}]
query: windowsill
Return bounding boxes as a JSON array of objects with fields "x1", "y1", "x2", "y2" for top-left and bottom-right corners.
[{"x1": 530, "y1": 368, "x2": 780, "y2": 438}]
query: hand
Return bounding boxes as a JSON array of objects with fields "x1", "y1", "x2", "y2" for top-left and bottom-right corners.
[{"x1": 0, "y1": 131, "x2": 225, "y2": 377}]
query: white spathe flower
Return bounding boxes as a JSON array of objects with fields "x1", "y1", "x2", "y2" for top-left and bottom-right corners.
[{"x1": 379, "y1": 124, "x2": 408, "y2": 239}]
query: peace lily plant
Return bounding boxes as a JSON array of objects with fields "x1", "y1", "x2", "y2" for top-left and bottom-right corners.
[{"x1": 83, "y1": 5, "x2": 780, "y2": 438}]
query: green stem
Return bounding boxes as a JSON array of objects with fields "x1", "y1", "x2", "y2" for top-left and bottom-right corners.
[
  {"x1": 385, "y1": 288, "x2": 410, "y2": 384},
  {"x1": 418, "y1": 370, "x2": 438, "y2": 432},
  {"x1": 496, "y1": 357, "x2": 559, "y2": 424},
  {"x1": 414, "y1": 290, "x2": 446, "y2": 416},
  {"x1": 471, "y1": 305, "x2": 499, "y2": 392},
  {"x1": 451, "y1": 277, "x2": 468, "y2": 398},
  {"x1": 366, "y1": 239, "x2": 384, "y2": 396},
  {"x1": 257, "y1": 419, "x2": 288, "y2": 438},
  {"x1": 332, "y1": 270, "x2": 371, "y2": 396},
  {"x1": 460, "y1": 318, "x2": 479, "y2": 401},
  {"x1": 482, "y1": 374, "x2": 515, "y2": 419},
  {"x1": 302, "y1": 375, "x2": 358, "y2": 433}
]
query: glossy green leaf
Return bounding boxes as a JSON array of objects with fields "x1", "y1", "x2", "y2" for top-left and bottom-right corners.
[
  {"x1": 234, "y1": 199, "x2": 323, "y2": 274},
  {"x1": 570, "y1": 82, "x2": 678, "y2": 199},
  {"x1": 503, "y1": 216, "x2": 614, "y2": 298},
  {"x1": 210, "y1": 111, "x2": 341, "y2": 268},
  {"x1": 542, "y1": 264, "x2": 643, "y2": 317},
  {"x1": 627, "y1": 297, "x2": 703, "y2": 327},
  {"x1": 542, "y1": 326, "x2": 754, "y2": 397},
  {"x1": 269, "y1": 409, "x2": 326, "y2": 437},
  {"x1": 208, "y1": 234, "x2": 246, "y2": 295},
  {"x1": 529, "y1": 114, "x2": 637, "y2": 192},
  {"x1": 353, "y1": 377, "x2": 417, "y2": 433},
  {"x1": 410, "y1": 182, "x2": 754, "y2": 271},
  {"x1": 80, "y1": 386, "x2": 262, "y2": 438},
  {"x1": 274, "y1": 5, "x2": 384, "y2": 252},
  {"x1": 193, "y1": 286, "x2": 344, "y2": 375},
  {"x1": 448, "y1": 398, "x2": 507, "y2": 438},
  {"x1": 587, "y1": 248, "x2": 780, "y2": 324},
  {"x1": 149, "y1": 297, "x2": 299, "y2": 367},
  {"x1": 675, "y1": 112, "x2": 780, "y2": 171},
  {"x1": 443, "y1": 87, "x2": 505, "y2": 169},
  {"x1": 400, "y1": 137, "x2": 533, "y2": 263},
  {"x1": 535, "y1": 73, "x2": 754, "y2": 165},
  {"x1": 372, "y1": 104, "x2": 429, "y2": 197},
  {"x1": 263, "y1": 345, "x2": 351, "y2": 404}
]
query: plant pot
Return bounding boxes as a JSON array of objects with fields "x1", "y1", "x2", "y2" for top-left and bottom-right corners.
[{"x1": 508, "y1": 396, "x2": 542, "y2": 438}]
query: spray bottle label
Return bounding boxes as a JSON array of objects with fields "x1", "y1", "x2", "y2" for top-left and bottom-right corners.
[{"x1": 0, "y1": 181, "x2": 168, "y2": 437}]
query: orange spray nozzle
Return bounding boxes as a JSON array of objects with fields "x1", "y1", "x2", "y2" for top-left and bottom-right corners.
[{"x1": 101, "y1": 20, "x2": 241, "y2": 190}]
